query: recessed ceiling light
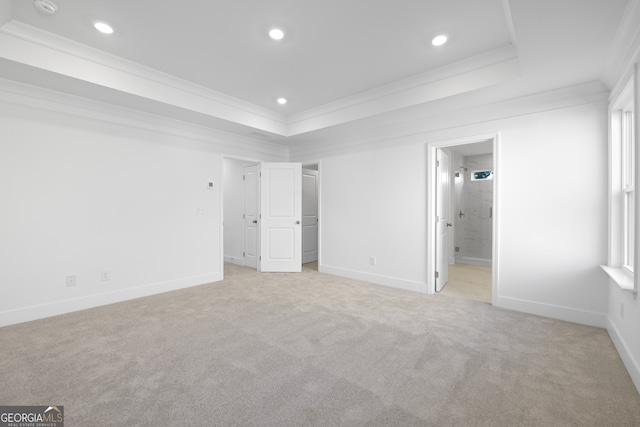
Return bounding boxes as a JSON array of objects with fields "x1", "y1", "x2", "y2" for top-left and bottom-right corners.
[
  {"x1": 276, "y1": 97, "x2": 287, "y2": 105},
  {"x1": 432, "y1": 35, "x2": 448, "y2": 46},
  {"x1": 93, "y1": 21, "x2": 114, "y2": 35},
  {"x1": 269, "y1": 28, "x2": 285, "y2": 40}
]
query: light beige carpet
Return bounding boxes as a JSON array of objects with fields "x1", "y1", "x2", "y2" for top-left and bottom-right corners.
[{"x1": 1, "y1": 263, "x2": 639, "y2": 426}]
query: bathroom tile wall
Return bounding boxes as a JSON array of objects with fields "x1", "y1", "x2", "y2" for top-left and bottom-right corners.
[
  {"x1": 453, "y1": 151, "x2": 465, "y2": 259},
  {"x1": 455, "y1": 153, "x2": 493, "y2": 264}
]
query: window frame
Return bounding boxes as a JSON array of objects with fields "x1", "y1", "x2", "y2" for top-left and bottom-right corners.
[
  {"x1": 605, "y1": 68, "x2": 637, "y2": 292},
  {"x1": 622, "y1": 109, "x2": 635, "y2": 273}
]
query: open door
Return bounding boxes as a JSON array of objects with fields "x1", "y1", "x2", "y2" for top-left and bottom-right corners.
[
  {"x1": 259, "y1": 162, "x2": 302, "y2": 272},
  {"x1": 435, "y1": 149, "x2": 451, "y2": 292}
]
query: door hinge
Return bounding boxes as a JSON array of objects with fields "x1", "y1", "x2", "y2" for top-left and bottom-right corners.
[
  {"x1": 243, "y1": 252, "x2": 245, "y2": 257},
  {"x1": 436, "y1": 160, "x2": 440, "y2": 167},
  {"x1": 243, "y1": 175, "x2": 245, "y2": 181},
  {"x1": 435, "y1": 271, "x2": 439, "y2": 279},
  {"x1": 259, "y1": 256, "x2": 261, "y2": 261},
  {"x1": 243, "y1": 213, "x2": 245, "y2": 219}
]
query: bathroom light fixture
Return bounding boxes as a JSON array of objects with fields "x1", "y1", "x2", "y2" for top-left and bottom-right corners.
[
  {"x1": 269, "y1": 28, "x2": 285, "y2": 40},
  {"x1": 432, "y1": 34, "x2": 448, "y2": 46},
  {"x1": 276, "y1": 97, "x2": 288, "y2": 105},
  {"x1": 93, "y1": 21, "x2": 114, "y2": 35}
]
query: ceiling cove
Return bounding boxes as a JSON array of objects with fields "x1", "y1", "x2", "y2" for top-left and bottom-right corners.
[{"x1": 0, "y1": 0, "x2": 521, "y2": 138}]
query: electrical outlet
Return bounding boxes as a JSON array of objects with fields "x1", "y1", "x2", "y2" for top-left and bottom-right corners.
[
  {"x1": 620, "y1": 302, "x2": 625, "y2": 319},
  {"x1": 66, "y1": 275, "x2": 76, "y2": 288},
  {"x1": 370, "y1": 256, "x2": 376, "y2": 266},
  {"x1": 101, "y1": 271, "x2": 110, "y2": 282}
]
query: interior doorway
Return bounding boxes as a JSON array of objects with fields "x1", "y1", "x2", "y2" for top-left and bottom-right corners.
[
  {"x1": 427, "y1": 135, "x2": 497, "y2": 305},
  {"x1": 222, "y1": 157, "x2": 257, "y2": 269},
  {"x1": 223, "y1": 158, "x2": 320, "y2": 274},
  {"x1": 302, "y1": 164, "x2": 319, "y2": 271}
]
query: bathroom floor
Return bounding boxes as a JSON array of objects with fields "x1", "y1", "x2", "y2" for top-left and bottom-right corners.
[{"x1": 439, "y1": 263, "x2": 492, "y2": 304}]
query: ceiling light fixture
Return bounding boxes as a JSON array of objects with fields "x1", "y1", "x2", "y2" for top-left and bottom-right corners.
[
  {"x1": 269, "y1": 28, "x2": 285, "y2": 40},
  {"x1": 432, "y1": 34, "x2": 448, "y2": 46},
  {"x1": 93, "y1": 21, "x2": 114, "y2": 35},
  {"x1": 33, "y1": 0, "x2": 58, "y2": 15},
  {"x1": 276, "y1": 97, "x2": 288, "y2": 105}
]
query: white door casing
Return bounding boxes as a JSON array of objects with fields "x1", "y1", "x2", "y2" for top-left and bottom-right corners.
[
  {"x1": 436, "y1": 149, "x2": 451, "y2": 292},
  {"x1": 448, "y1": 160, "x2": 456, "y2": 266},
  {"x1": 259, "y1": 162, "x2": 302, "y2": 272},
  {"x1": 302, "y1": 168, "x2": 319, "y2": 264},
  {"x1": 243, "y1": 165, "x2": 258, "y2": 268}
]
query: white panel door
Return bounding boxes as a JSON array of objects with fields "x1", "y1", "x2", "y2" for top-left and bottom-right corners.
[
  {"x1": 259, "y1": 162, "x2": 302, "y2": 272},
  {"x1": 436, "y1": 149, "x2": 451, "y2": 292},
  {"x1": 243, "y1": 165, "x2": 258, "y2": 268},
  {"x1": 302, "y1": 168, "x2": 319, "y2": 264}
]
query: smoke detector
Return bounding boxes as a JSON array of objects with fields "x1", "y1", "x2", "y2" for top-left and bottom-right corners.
[{"x1": 34, "y1": 0, "x2": 58, "y2": 15}]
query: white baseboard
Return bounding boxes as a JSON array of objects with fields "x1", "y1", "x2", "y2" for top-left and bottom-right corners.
[
  {"x1": 224, "y1": 255, "x2": 244, "y2": 266},
  {"x1": 496, "y1": 296, "x2": 606, "y2": 328},
  {"x1": 319, "y1": 265, "x2": 427, "y2": 294},
  {"x1": 495, "y1": 297, "x2": 639, "y2": 395},
  {"x1": 606, "y1": 317, "x2": 640, "y2": 395},
  {"x1": 0, "y1": 272, "x2": 222, "y2": 327},
  {"x1": 456, "y1": 257, "x2": 492, "y2": 267}
]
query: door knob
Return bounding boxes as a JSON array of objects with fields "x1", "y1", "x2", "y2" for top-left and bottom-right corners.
[
  {"x1": 446, "y1": 223, "x2": 453, "y2": 227},
  {"x1": 296, "y1": 220, "x2": 300, "y2": 224},
  {"x1": 252, "y1": 220, "x2": 257, "y2": 224}
]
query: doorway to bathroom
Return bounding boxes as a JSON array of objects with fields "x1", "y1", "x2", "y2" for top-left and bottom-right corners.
[
  {"x1": 428, "y1": 135, "x2": 497, "y2": 304},
  {"x1": 443, "y1": 141, "x2": 493, "y2": 303}
]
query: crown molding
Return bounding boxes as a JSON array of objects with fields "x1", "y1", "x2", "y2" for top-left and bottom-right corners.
[
  {"x1": 0, "y1": 76, "x2": 289, "y2": 161},
  {"x1": 602, "y1": 0, "x2": 640, "y2": 96},
  {"x1": 0, "y1": 19, "x2": 524, "y2": 138},
  {"x1": 288, "y1": 81, "x2": 609, "y2": 161},
  {"x1": 501, "y1": 0, "x2": 518, "y2": 48},
  {"x1": 287, "y1": 46, "x2": 519, "y2": 135},
  {"x1": 0, "y1": 20, "x2": 290, "y2": 135},
  {"x1": 289, "y1": 45, "x2": 518, "y2": 124}
]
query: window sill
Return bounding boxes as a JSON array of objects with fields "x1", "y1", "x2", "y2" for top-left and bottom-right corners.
[{"x1": 601, "y1": 265, "x2": 637, "y2": 293}]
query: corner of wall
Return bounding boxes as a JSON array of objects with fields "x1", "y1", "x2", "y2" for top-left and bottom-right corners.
[
  {"x1": 495, "y1": 296, "x2": 607, "y2": 328},
  {"x1": 0, "y1": 1, "x2": 12, "y2": 28},
  {"x1": 606, "y1": 314, "x2": 640, "y2": 394},
  {"x1": 320, "y1": 265, "x2": 427, "y2": 294}
]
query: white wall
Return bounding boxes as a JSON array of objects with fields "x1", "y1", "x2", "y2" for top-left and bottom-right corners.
[
  {"x1": 302, "y1": 97, "x2": 609, "y2": 327},
  {"x1": 496, "y1": 106, "x2": 608, "y2": 325},
  {"x1": 320, "y1": 144, "x2": 427, "y2": 292},
  {"x1": 608, "y1": 287, "x2": 640, "y2": 390},
  {"x1": 0, "y1": 82, "x2": 284, "y2": 327}
]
